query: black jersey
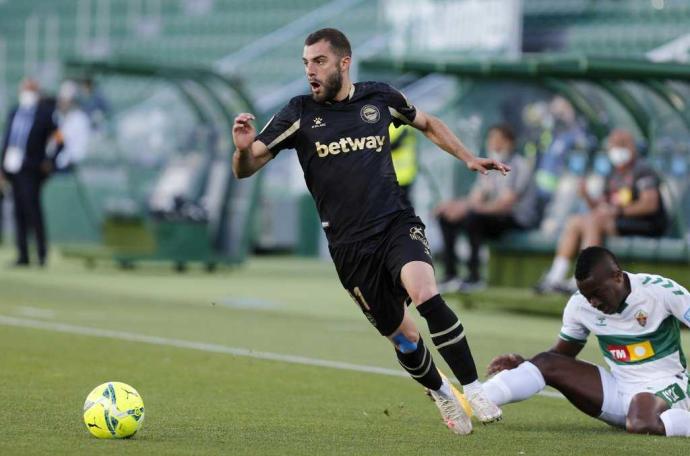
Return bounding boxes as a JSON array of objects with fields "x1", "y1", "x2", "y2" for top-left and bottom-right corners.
[{"x1": 256, "y1": 81, "x2": 418, "y2": 246}]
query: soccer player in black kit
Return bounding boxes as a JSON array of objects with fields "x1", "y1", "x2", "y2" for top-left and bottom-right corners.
[{"x1": 232, "y1": 28, "x2": 509, "y2": 435}]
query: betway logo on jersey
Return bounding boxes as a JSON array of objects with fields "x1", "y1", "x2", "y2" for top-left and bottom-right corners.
[
  {"x1": 315, "y1": 135, "x2": 386, "y2": 158},
  {"x1": 607, "y1": 340, "x2": 655, "y2": 362}
]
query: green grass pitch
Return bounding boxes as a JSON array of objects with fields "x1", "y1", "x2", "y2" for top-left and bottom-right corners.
[{"x1": 0, "y1": 248, "x2": 687, "y2": 455}]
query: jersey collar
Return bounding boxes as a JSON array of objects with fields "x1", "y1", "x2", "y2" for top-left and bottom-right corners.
[
  {"x1": 614, "y1": 272, "x2": 634, "y2": 314},
  {"x1": 324, "y1": 84, "x2": 355, "y2": 105},
  {"x1": 347, "y1": 83, "x2": 355, "y2": 100},
  {"x1": 615, "y1": 301, "x2": 628, "y2": 314}
]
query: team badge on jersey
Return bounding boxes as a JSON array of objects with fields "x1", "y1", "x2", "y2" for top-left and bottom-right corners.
[
  {"x1": 360, "y1": 105, "x2": 380, "y2": 123},
  {"x1": 635, "y1": 310, "x2": 648, "y2": 327}
]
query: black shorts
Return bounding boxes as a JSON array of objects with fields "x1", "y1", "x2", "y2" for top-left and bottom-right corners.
[
  {"x1": 615, "y1": 216, "x2": 667, "y2": 237},
  {"x1": 328, "y1": 211, "x2": 434, "y2": 337}
]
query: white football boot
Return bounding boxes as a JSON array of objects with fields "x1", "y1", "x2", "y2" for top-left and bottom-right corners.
[
  {"x1": 466, "y1": 387, "x2": 503, "y2": 424},
  {"x1": 426, "y1": 378, "x2": 473, "y2": 435}
]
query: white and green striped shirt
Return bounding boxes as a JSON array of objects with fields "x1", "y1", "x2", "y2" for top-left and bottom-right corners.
[{"x1": 560, "y1": 272, "x2": 690, "y2": 384}]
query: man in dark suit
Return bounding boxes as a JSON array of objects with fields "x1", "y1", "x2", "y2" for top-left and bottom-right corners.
[{"x1": 0, "y1": 79, "x2": 59, "y2": 266}]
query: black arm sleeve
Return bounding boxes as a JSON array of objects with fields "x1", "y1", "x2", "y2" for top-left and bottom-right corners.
[
  {"x1": 381, "y1": 83, "x2": 417, "y2": 127},
  {"x1": 255, "y1": 97, "x2": 302, "y2": 156}
]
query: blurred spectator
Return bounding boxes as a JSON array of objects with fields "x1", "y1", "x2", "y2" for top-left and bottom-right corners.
[
  {"x1": 520, "y1": 101, "x2": 553, "y2": 168},
  {"x1": 533, "y1": 96, "x2": 590, "y2": 212},
  {"x1": 0, "y1": 78, "x2": 59, "y2": 266},
  {"x1": 54, "y1": 80, "x2": 91, "y2": 172},
  {"x1": 79, "y1": 78, "x2": 110, "y2": 130},
  {"x1": 434, "y1": 124, "x2": 538, "y2": 293},
  {"x1": 389, "y1": 123, "x2": 417, "y2": 206},
  {"x1": 536, "y1": 129, "x2": 667, "y2": 294}
]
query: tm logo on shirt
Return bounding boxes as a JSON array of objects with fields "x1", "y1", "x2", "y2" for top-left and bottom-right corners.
[{"x1": 607, "y1": 341, "x2": 655, "y2": 362}]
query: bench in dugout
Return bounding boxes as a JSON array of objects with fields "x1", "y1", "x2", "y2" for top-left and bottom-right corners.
[{"x1": 487, "y1": 153, "x2": 690, "y2": 288}]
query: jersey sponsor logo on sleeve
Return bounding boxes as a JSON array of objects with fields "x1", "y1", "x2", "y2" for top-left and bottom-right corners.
[
  {"x1": 315, "y1": 135, "x2": 386, "y2": 157},
  {"x1": 684, "y1": 308, "x2": 690, "y2": 324},
  {"x1": 360, "y1": 105, "x2": 380, "y2": 123},
  {"x1": 607, "y1": 340, "x2": 655, "y2": 362}
]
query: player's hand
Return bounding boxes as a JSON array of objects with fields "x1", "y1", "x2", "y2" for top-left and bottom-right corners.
[
  {"x1": 486, "y1": 353, "x2": 525, "y2": 377},
  {"x1": 467, "y1": 157, "x2": 511, "y2": 176},
  {"x1": 232, "y1": 113, "x2": 257, "y2": 151}
]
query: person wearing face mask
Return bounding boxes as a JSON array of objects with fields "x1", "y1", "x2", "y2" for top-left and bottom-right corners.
[
  {"x1": 434, "y1": 124, "x2": 539, "y2": 292},
  {"x1": 0, "y1": 78, "x2": 59, "y2": 266},
  {"x1": 53, "y1": 80, "x2": 91, "y2": 173},
  {"x1": 536, "y1": 129, "x2": 666, "y2": 294}
]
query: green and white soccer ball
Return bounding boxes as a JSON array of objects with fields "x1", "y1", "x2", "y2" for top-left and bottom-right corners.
[{"x1": 83, "y1": 382, "x2": 145, "y2": 439}]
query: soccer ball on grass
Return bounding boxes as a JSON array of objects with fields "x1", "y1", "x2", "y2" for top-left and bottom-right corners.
[{"x1": 83, "y1": 381, "x2": 145, "y2": 439}]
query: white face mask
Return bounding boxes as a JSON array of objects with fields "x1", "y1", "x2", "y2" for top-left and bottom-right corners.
[
  {"x1": 18, "y1": 90, "x2": 39, "y2": 108},
  {"x1": 608, "y1": 147, "x2": 632, "y2": 167}
]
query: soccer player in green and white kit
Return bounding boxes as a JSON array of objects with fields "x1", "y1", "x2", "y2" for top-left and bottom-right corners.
[
  {"x1": 483, "y1": 246, "x2": 690, "y2": 437},
  {"x1": 232, "y1": 28, "x2": 508, "y2": 434}
]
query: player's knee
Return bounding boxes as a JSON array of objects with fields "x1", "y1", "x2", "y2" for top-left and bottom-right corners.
[
  {"x1": 391, "y1": 332, "x2": 419, "y2": 353},
  {"x1": 408, "y1": 286, "x2": 437, "y2": 305},
  {"x1": 626, "y1": 415, "x2": 665, "y2": 435}
]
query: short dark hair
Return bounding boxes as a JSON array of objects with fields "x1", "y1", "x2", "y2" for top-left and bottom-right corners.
[
  {"x1": 305, "y1": 28, "x2": 352, "y2": 57},
  {"x1": 488, "y1": 123, "x2": 516, "y2": 145},
  {"x1": 574, "y1": 246, "x2": 620, "y2": 281}
]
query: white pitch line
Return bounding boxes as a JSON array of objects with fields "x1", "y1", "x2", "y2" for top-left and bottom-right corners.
[{"x1": 0, "y1": 315, "x2": 564, "y2": 399}]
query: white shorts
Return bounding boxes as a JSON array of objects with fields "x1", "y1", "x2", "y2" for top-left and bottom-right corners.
[{"x1": 597, "y1": 366, "x2": 690, "y2": 428}]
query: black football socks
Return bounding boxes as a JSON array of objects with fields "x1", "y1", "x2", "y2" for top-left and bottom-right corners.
[
  {"x1": 417, "y1": 294, "x2": 479, "y2": 386},
  {"x1": 395, "y1": 337, "x2": 443, "y2": 390}
]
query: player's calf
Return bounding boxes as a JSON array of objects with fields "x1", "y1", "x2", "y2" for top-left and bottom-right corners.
[
  {"x1": 390, "y1": 331, "x2": 473, "y2": 435},
  {"x1": 393, "y1": 333, "x2": 443, "y2": 391},
  {"x1": 417, "y1": 294, "x2": 479, "y2": 386},
  {"x1": 417, "y1": 294, "x2": 502, "y2": 423},
  {"x1": 483, "y1": 359, "x2": 546, "y2": 406}
]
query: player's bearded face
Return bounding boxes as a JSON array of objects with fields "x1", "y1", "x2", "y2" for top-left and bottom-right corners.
[{"x1": 311, "y1": 64, "x2": 342, "y2": 103}]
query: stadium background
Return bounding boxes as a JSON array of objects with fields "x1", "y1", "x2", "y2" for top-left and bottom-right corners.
[{"x1": 1, "y1": 1, "x2": 690, "y2": 454}]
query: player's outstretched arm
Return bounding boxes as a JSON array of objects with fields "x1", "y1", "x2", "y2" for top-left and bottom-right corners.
[
  {"x1": 232, "y1": 113, "x2": 273, "y2": 179},
  {"x1": 548, "y1": 338, "x2": 585, "y2": 358},
  {"x1": 410, "y1": 110, "x2": 511, "y2": 176},
  {"x1": 486, "y1": 338, "x2": 583, "y2": 377}
]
